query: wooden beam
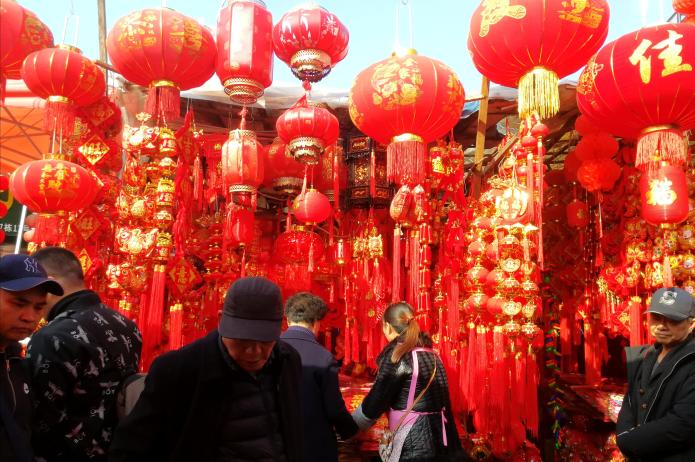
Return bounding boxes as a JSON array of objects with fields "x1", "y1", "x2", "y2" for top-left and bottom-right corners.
[
  {"x1": 471, "y1": 76, "x2": 490, "y2": 197},
  {"x1": 97, "y1": 0, "x2": 108, "y2": 81}
]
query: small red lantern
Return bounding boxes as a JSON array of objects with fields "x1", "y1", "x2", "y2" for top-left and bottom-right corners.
[
  {"x1": 273, "y1": 4, "x2": 349, "y2": 83},
  {"x1": 566, "y1": 199, "x2": 589, "y2": 227},
  {"x1": 349, "y1": 50, "x2": 465, "y2": 185},
  {"x1": 216, "y1": 0, "x2": 274, "y2": 105},
  {"x1": 265, "y1": 137, "x2": 304, "y2": 196},
  {"x1": 107, "y1": 8, "x2": 216, "y2": 120},
  {"x1": 293, "y1": 189, "x2": 331, "y2": 225},
  {"x1": 468, "y1": 0, "x2": 609, "y2": 119},
  {"x1": 229, "y1": 209, "x2": 255, "y2": 246},
  {"x1": 577, "y1": 24, "x2": 695, "y2": 171},
  {"x1": 276, "y1": 95, "x2": 339, "y2": 165},
  {"x1": 220, "y1": 126, "x2": 264, "y2": 196},
  {"x1": 0, "y1": 0, "x2": 53, "y2": 104},
  {"x1": 275, "y1": 225, "x2": 324, "y2": 265},
  {"x1": 21, "y1": 46, "x2": 105, "y2": 133},
  {"x1": 640, "y1": 162, "x2": 688, "y2": 225}
]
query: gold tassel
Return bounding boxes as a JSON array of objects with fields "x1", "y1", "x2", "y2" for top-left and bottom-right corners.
[
  {"x1": 518, "y1": 67, "x2": 559, "y2": 120},
  {"x1": 636, "y1": 126, "x2": 686, "y2": 171}
]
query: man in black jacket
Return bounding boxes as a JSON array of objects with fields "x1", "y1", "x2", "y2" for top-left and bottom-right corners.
[
  {"x1": 27, "y1": 247, "x2": 142, "y2": 462},
  {"x1": 616, "y1": 287, "x2": 695, "y2": 461},
  {"x1": 0, "y1": 254, "x2": 63, "y2": 462},
  {"x1": 109, "y1": 276, "x2": 303, "y2": 462},
  {"x1": 281, "y1": 292, "x2": 357, "y2": 462}
]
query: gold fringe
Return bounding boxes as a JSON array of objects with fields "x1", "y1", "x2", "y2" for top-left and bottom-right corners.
[
  {"x1": 636, "y1": 127, "x2": 686, "y2": 171},
  {"x1": 518, "y1": 67, "x2": 559, "y2": 120}
]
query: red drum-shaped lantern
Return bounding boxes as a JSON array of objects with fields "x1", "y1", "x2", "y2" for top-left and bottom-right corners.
[
  {"x1": 217, "y1": 0, "x2": 273, "y2": 105},
  {"x1": 0, "y1": 0, "x2": 53, "y2": 104},
  {"x1": 273, "y1": 4, "x2": 349, "y2": 83},
  {"x1": 275, "y1": 225, "x2": 324, "y2": 264},
  {"x1": 640, "y1": 163, "x2": 688, "y2": 225},
  {"x1": 468, "y1": 0, "x2": 609, "y2": 119},
  {"x1": 21, "y1": 46, "x2": 105, "y2": 133},
  {"x1": 577, "y1": 24, "x2": 695, "y2": 171},
  {"x1": 293, "y1": 189, "x2": 331, "y2": 225},
  {"x1": 9, "y1": 156, "x2": 99, "y2": 212},
  {"x1": 265, "y1": 137, "x2": 304, "y2": 195},
  {"x1": 229, "y1": 209, "x2": 255, "y2": 246},
  {"x1": 349, "y1": 50, "x2": 465, "y2": 185},
  {"x1": 566, "y1": 199, "x2": 589, "y2": 227},
  {"x1": 107, "y1": 8, "x2": 216, "y2": 120},
  {"x1": 674, "y1": 0, "x2": 695, "y2": 14},
  {"x1": 276, "y1": 95, "x2": 339, "y2": 165},
  {"x1": 221, "y1": 128, "x2": 264, "y2": 195}
]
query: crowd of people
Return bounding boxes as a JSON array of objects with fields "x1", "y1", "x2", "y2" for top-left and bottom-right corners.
[{"x1": 2, "y1": 248, "x2": 695, "y2": 462}]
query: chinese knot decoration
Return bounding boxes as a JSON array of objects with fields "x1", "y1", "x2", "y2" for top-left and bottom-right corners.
[
  {"x1": 107, "y1": 8, "x2": 216, "y2": 121},
  {"x1": 0, "y1": 0, "x2": 53, "y2": 104},
  {"x1": 577, "y1": 24, "x2": 695, "y2": 171},
  {"x1": 273, "y1": 3, "x2": 349, "y2": 83},
  {"x1": 348, "y1": 50, "x2": 465, "y2": 186},
  {"x1": 468, "y1": 0, "x2": 609, "y2": 119},
  {"x1": 216, "y1": 0, "x2": 274, "y2": 105}
]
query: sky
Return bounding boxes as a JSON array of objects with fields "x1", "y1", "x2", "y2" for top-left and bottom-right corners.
[{"x1": 18, "y1": 0, "x2": 677, "y2": 96}]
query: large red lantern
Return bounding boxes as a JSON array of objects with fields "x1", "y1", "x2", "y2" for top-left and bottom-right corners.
[
  {"x1": 0, "y1": 0, "x2": 53, "y2": 104},
  {"x1": 348, "y1": 50, "x2": 465, "y2": 185},
  {"x1": 273, "y1": 4, "x2": 349, "y2": 83},
  {"x1": 220, "y1": 126, "x2": 264, "y2": 196},
  {"x1": 468, "y1": 0, "x2": 609, "y2": 119},
  {"x1": 640, "y1": 162, "x2": 688, "y2": 225},
  {"x1": 21, "y1": 46, "x2": 105, "y2": 133},
  {"x1": 216, "y1": 0, "x2": 273, "y2": 105},
  {"x1": 293, "y1": 189, "x2": 331, "y2": 225},
  {"x1": 577, "y1": 24, "x2": 695, "y2": 171},
  {"x1": 276, "y1": 95, "x2": 339, "y2": 165},
  {"x1": 107, "y1": 8, "x2": 216, "y2": 120}
]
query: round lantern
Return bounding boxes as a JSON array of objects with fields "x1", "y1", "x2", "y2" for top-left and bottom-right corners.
[
  {"x1": 577, "y1": 24, "x2": 695, "y2": 171},
  {"x1": 0, "y1": 0, "x2": 53, "y2": 104},
  {"x1": 640, "y1": 162, "x2": 688, "y2": 226},
  {"x1": 21, "y1": 46, "x2": 105, "y2": 133},
  {"x1": 275, "y1": 225, "x2": 325, "y2": 265},
  {"x1": 348, "y1": 50, "x2": 465, "y2": 185},
  {"x1": 293, "y1": 189, "x2": 331, "y2": 225},
  {"x1": 468, "y1": 0, "x2": 609, "y2": 119},
  {"x1": 276, "y1": 95, "x2": 339, "y2": 165},
  {"x1": 273, "y1": 4, "x2": 349, "y2": 83},
  {"x1": 220, "y1": 127, "x2": 264, "y2": 196},
  {"x1": 674, "y1": 0, "x2": 695, "y2": 14},
  {"x1": 265, "y1": 137, "x2": 304, "y2": 195},
  {"x1": 107, "y1": 8, "x2": 216, "y2": 120},
  {"x1": 566, "y1": 199, "x2": 589, "y2": 227},
  {"x1": 217, "y1": 0, "x2": 273, "y2": 105}
]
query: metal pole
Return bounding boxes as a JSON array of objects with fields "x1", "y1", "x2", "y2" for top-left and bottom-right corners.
[{"x1": 13, "y1": 205, "x2": 27, "y2": 254}]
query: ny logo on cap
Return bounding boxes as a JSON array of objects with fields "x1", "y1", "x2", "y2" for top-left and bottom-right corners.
[
  {"x1": 659, "y1": 290, "x2": 678, "y2": 306},
  {"x1": 24, "y1": 258, "x2": 39, "y2": 273}
]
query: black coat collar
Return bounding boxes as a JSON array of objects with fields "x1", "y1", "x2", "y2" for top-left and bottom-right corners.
[
  {"x1": 282, "y1": 325, "x2": 318, "y2": 343},
  {"x1": 46, "y1": 289, "x2": 101, "y2": 322}
]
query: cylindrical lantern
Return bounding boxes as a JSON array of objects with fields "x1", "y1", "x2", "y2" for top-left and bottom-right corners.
[
  {"x1": 640, "y1": 162, "x2": 688, "y2": 225},
  {"x1": 229, "y1": 209, "x2": 255, "y2": 246},
  {"x1": 220, "y1": 127, "x2": 264, "y2": 195},
  {"x1": 293, "y1": 189, "x2": 331, "y2": 225},
  {"x1": 0, "y1": 0, "x2": 53, "y2": 104},
  {"x1": 273, "y1": 4, "x2": 349, "y2": 83},
  {"x1": 468, "y1": 0, "x2": 609, "y2": 119},
  {"x1": 577, "y1": 24, "x2": 695, "y2": 171},
  {"x1": 107, "y1": 8, "x2": 216, "y2": 120},
  {"x1": 349, "y1": 50, "x2": 465, "y2": 185},
  {"x1": 344, "y1": 136, "x2": 391, "y2": 209},
  {"x1": 276, "y1": 96, "x2": 339, "y2": 165},
  {"x1": 216, "y1": 0, "x2": 274, "y2": 105},
  {"x1": 566, "y1": 199, "x2": 589, "y2": 227}
]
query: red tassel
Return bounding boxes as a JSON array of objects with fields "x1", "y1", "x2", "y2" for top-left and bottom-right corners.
[
  {"x1": 629, "y1": 297, "x2": 643, "y2": 346},
  {"x1": 44, "y1": 99, "x2": 76, "y2": 134},
  {"x1": 663, "y1": 254, "x2": 673, "y2": 287},
  {"x1": 168, "y1": 304, "x2": 183, "y2": 351},
  {"x1": 387, "y1": 138, "x2": 427, "y2": 185},
  {"x1": 526, "y1": 153, "x2": 535, "y2": 223},
  {"x1": 370, "y1": 148, "x2": 376, "y2": 197},
  {"x1": 142, "y1": 265, "x2": 166, "y2": 369},
  {"x1": 146, "y1": 85, "x2": 180, "y2": 122},
  {"x1": 392, "y1": 226, "x2": 401, "y2": 302},
  {"x1": 240, "y1": 247, "x2": 247, "y2": 277},
  {"x1": 333, "y1": 146, "x2": 341, "y2": 210},
  {"x1": 525, "y1": 349, "x2": 540, "y2": 438},
  {"x1": 344, "y1": 318, "x2": 352, "y2": 364},
  {"x1": 193, "y1": 156, "x2": 203, "y2": 210}
]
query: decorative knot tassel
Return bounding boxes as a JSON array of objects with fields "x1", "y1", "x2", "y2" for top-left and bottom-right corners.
[
  {"x1": 146, "y1": 83, "x2": 180, "y2": 121},
  {"x1": 636, "y1": 126, "x2": 686, "y2": 171},
  {"x1": 518, "y1": 67, "x2": 559, "y2": 120}
]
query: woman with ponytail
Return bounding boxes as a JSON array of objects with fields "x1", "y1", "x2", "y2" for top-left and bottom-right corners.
[{"x1": 352, "y1": 302, "x2": 464, "y2": 461}]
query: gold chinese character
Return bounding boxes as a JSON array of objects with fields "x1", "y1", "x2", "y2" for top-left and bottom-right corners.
[
  {"x1": 629, "y1": 30, "x2": 692, "y2": 84},
  {"x1": 647, "y1": 179, "x2": 677, "y2": 206}
]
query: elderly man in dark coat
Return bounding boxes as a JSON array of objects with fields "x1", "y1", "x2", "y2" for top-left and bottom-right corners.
[
  {"x1": 109, "y1": 277, "x2": 303, "y2": 462},
  {"x1": 280, "y1": 292, "x2": 357, "y2": 462},
  {"x1": 617, "y1": 287, "x2": 695, "y2": 462}
]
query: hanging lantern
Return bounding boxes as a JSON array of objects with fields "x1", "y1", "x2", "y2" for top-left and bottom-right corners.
[
  {"x1": 273, "y1": 3, "x2": 349, "y2": 83},
  {"x1": 229, "y1": 209, "x2": 255, "y2": 246},
  {"x1": 276, "y1": 95, "x2": 339, "y2": 165},
  {"x1": 577, "y1": 24, "x2": 695, "y2": 171},
  {"x1": 107, "y1": 8, "x2": 216, "y2": 120},
  {"x1": 673, "y1": 0, "x2": 695, "y2": 14},
  {"x1": 640, "y1": 162, "x2": 688, "y2": 226},
  {"x1": 566, "y1": 199, "x2": 589, "y2": 227},
  {"x1": 265, "y1": 137, "x2": 304, "y2": 196},
  {"x1": 0, "y1": 0, "x2": 53, "y2": 104},
  {"x1": 495, "y1": 185, "x2": 530, "y2": 224},
  {"x1": 293, "y1": 189, "x2": 331, "y2": 225},
  {"x1": 468, "y1": 0, "x2": 609, "y2": 119},
  {"x1": 349, "y1": 50, "x2": 465, "y2": 185},
  {"x1": 313, "y1": 143, "x2": 346, "y2": 202},
  {"x1": 216, "y1": 0, "x2": 273, "y2": 105},
  {"x1": 344, "y1": 136, "x2": 391, "y2": 209},
  {"x1": 21, "y1": 46, "x2": 105, "y2": 133},
  {"x1": 275, "y1": 225, "x2": 325, "y2": 265},
  {"x1": 220, "y1": 126, "x2": 264, "y2": 197}
]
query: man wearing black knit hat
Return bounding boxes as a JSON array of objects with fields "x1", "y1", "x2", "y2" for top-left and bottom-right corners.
[{"x1": 110, "y1": 277, "x2": 303, "y2": 462}]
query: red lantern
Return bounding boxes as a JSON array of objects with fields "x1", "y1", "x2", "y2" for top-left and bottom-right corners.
[
  {"x1": 276, "y1": 95, "x2": 339, "y2": 165},
  {"x1": 574, "y1": 133, "x2": 618, "y2": 161},
  {"x1": 577, "y1": 158, "x2": 621, "y2": 192},
  {"x1": 577, "y1": 24, "x2": 695, "y2": 170},
  {"x1": 293, "y1": 189, "x2": 331, "y2": 225},
  {"x1": 566, "y1": 199, "x2": 589, "y2": 227},
  {"x1": 107, "y1": 8, "x2": 216, "y2": 120},
  {"x1": 229, "y1": 209, "x2": 255, "y2": 246},
  {"x1": 265, "y1": 137, "x2": 304, "y2": 195},
  {"x1": 0, "y1": 0, "x2": 53, "y2": 104},
  {"x1": 313, "y1": 143, "x2": 346, "y2": 200},
  {"x1": 275, "y1": 225, "x2": 324, "y2": 265},
  {"x1": 674, "y1": 0, "x2": 695, "y2": 14},
  {"x1": 348, "y1": 50, "x2": 465, "y2": 185},
  {"x1": 273, "y1": 4, "x2": 349, "y2": 83},
  {"x1": 468, "y1": 0, "x2": 609, "y2": 119},
  {"x1": 563, "y1": 149, "x2": 582, "y2": 182},
  {"x1": 216, "y1": 0, "x2": 273, "y2": 105},
  {"x1": 220, "y1": 127, "x2": 264, "y2": 195},
  {"x1": 640, "y1": 163, "x2": 688, "y2": 225},
  {"x1": 21, "y1": 46, "x2": 105, "y2": 133}
]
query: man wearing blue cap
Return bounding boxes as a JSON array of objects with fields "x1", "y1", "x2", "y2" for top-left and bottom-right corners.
[
  {"x1": 110, "y1": 276, "x2": 303, "y2": 462},
  {"x1": 617, "y1": 287, "x2": 695, "y2": 461},
  {"x1": 0, "y1": 254, "x2": 63, "y2": 462}
]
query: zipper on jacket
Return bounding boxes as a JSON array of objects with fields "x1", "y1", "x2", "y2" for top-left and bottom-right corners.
[
  {"x1": 4, "y1": 358, "x2": 17, "y2": 413},
  {"x1": 644, "y1": 351, "x2": 695, "y2": 422}
]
